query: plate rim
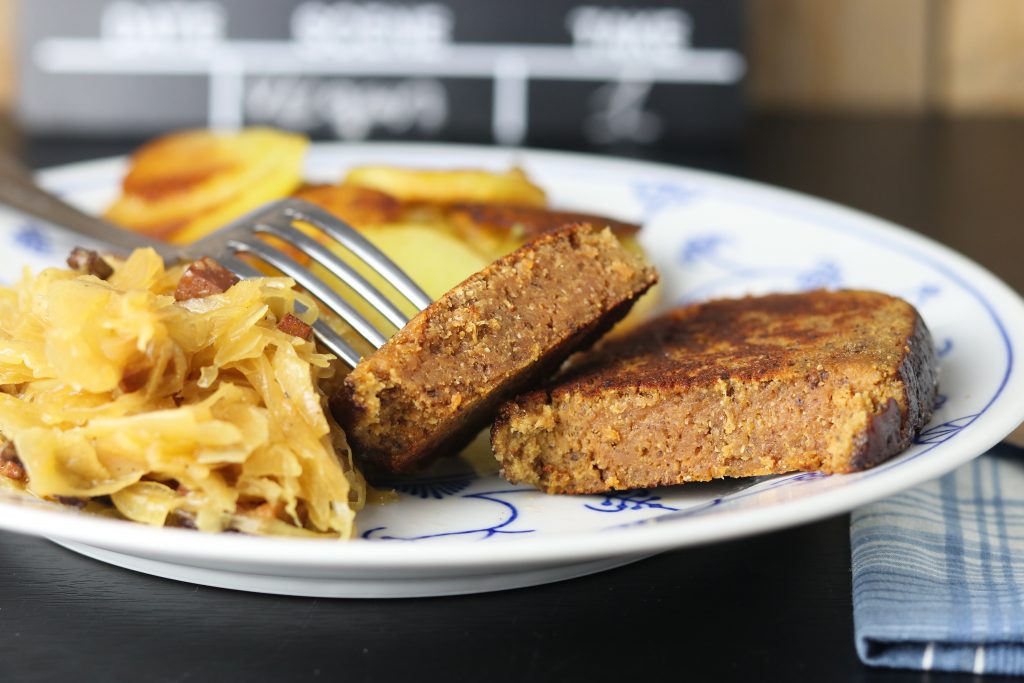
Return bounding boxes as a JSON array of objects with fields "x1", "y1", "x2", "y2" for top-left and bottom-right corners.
[{"x1": 2, "y1": 140, "x2": 1021, "y2": 571}]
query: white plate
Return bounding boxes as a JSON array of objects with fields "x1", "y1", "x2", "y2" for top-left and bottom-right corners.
[{"x1": 2, "y1": 143, "x2": 1023, "y2": 598}]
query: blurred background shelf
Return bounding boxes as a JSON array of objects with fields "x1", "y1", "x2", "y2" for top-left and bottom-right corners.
[{"x1": 3, "y1": 0, "x2": 1024, "y2": 126}]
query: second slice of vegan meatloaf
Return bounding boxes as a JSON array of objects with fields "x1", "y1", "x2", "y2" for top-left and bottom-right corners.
[
  {"x1": 334, "y1": 222, "x2": 658, "y2": 474},
  {"x1": 492, "y1": 290, "x2": 938, "y2": 494}
]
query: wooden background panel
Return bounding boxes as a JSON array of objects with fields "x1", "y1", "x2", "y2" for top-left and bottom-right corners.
[
  {"x1": 747, "y1": 0, "x2": 931, "y2": 113},
  {"x1": 0, "y1": 0, "x2": 12, "y2": 111},
  {"x1": 749, "y1": 0, "x2": 1024, "y2": 116},
  {"x1": 935, "y1": 0, "x2": 1024, "y2": 115}
]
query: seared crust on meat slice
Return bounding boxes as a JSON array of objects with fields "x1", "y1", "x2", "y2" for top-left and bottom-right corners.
[
  {"x1": 333, "y1": 222, "x2": 658, "y2": 475},
  {"x1": 492, "y1": 290, "x2": 939, "y2": 494}
]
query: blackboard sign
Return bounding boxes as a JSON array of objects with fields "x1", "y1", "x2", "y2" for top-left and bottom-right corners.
[{"x1": 18, "y1": 0, "x2": 745, "y2": 146}]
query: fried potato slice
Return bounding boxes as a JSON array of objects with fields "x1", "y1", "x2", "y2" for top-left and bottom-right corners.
[
  {"x1": 308, "y1": 223, "x2": 490, "y2": 346},
  {"x1": 343, "y1": 166, "x2": 547, "y2": 207},
  {"x1": 445, "y1": 202, "x2": 640, "y2": 261},
  {"x1": 291, "y1": 182, "x2": 491, "y2": 338},
  {"x1": 105, "y1": 128, "x2": 308, "y2": 243},
  {"x1": 294, "y1": 183, "x2": 404, "y2": 228}
]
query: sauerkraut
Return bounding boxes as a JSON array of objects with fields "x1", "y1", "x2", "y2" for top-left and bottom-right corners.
[{"x1": 0, "y1": 248, "x2": 365, "y2": 538}]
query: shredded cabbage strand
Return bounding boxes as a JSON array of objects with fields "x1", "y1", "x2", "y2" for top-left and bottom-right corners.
[{"x1": 0, "y1": 248, "x2": 365, "y2": 538}]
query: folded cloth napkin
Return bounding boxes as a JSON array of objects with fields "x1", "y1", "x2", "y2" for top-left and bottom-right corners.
[{"x1": 852, "y1": 442, "x2": 1024, "y2": 675}]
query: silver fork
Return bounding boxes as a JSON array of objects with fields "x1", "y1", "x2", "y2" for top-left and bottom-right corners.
[{"x1": 0, "y1": 157, "x2": 432, "y2": 367}]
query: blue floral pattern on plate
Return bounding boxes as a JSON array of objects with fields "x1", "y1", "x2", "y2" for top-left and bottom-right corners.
[{"x1": 13, "y1": 222, "x2": 53, "y2": 255}]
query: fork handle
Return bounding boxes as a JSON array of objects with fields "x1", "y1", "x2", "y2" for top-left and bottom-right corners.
[{"x1": 0, "y1": 158, "x2": 179, "y2": 263}]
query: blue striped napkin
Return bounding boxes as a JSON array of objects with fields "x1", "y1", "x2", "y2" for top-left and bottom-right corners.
[{"x1": 851, "y1": 442, "x2": 1024, "y2": 675}]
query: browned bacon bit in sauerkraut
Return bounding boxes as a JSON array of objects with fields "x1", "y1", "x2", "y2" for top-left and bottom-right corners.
[{"x1": 0, "y1": 248, "x2": 366, "y2": 538}]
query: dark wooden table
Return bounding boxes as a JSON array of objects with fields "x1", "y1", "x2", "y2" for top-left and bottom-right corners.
[{"x1": 2, "y1": 116, "x2": 1021, "y2": 682}]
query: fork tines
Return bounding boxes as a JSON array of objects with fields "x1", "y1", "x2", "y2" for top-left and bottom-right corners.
[{"x1": 193, "y1": 199, "x2": 432, "y2": 367}]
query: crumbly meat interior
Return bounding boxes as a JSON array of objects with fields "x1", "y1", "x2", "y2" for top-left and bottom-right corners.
[
  {"x1": 338, "y1": 223, "x2": 658, "y2": 473},
  {"x1": 492, "y1": 291, "x2": 938, "y2": 494}
]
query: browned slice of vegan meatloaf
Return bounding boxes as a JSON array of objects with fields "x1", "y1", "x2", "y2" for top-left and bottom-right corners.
[
  {"x1": 334, "y1": 222, "x2": 659, "y2": 475},
  {"x1": 491, "y1": 290, "x2": 938, "y2": 494}
]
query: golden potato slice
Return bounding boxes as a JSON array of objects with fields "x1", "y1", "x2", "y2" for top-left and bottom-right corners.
[
  {"x1": 294, "y1": 184, "x2": 491, "y2": 325},
  {"x1": 295, "y1": 182, "x2": 484, "y2": 336},
  {"x1": 343, "y1": 166, "x2": 547, "y2": 207},
  {"x1": 445, "y1": 202, "x2": 640, "y2": 261},
  {"x1": 294, "y1": 184, "x2": 404, "y2": 228},
  {"x1": 357, "y1": 224, "x2": 490, "y2": 303},
  {"x1": 105, "y1": 128, "x2": 307, "y2": 242},
  {"x1": 311, "y1": 223, "x2": 491, "y2": 350}
]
